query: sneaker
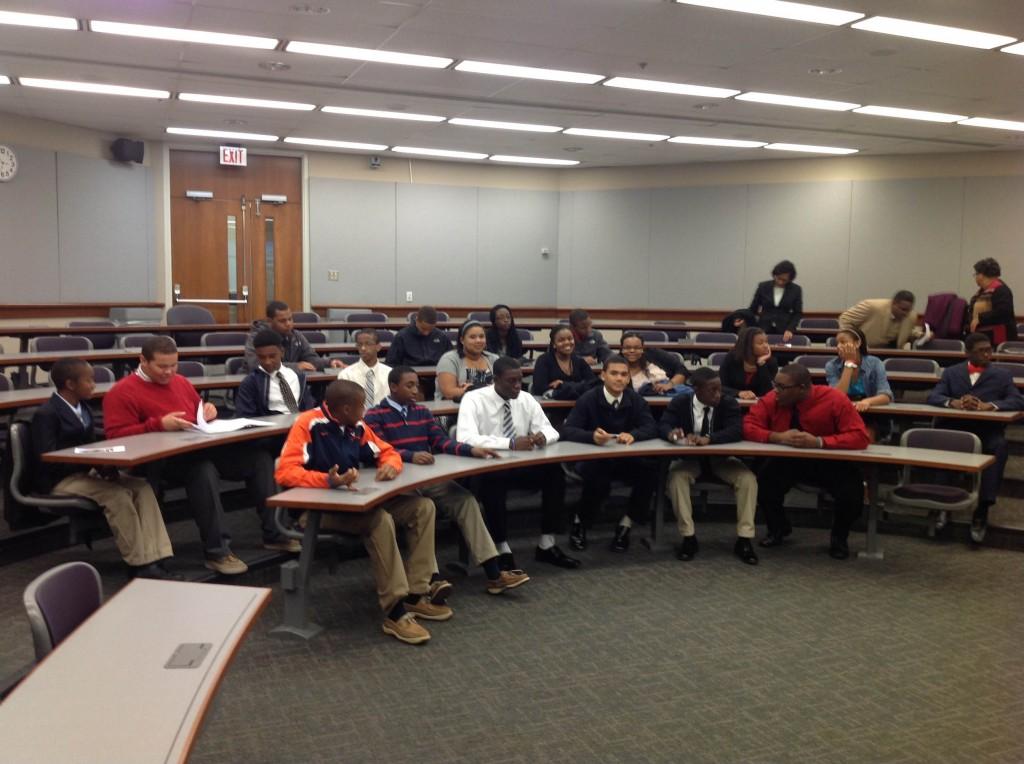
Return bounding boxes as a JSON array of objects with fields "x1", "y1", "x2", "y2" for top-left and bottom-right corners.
[
  {"x1": 204, "y1": 553, "x2": 248, "y2": 575},
  {"x1": 405, "y1": 597, "x2": 453, "y2": 621},
  {"x1": 427, "y1": 578, "x2": 453, "y2": 605},
  {"x1": 263, "y1": 537, "x2": 302, "y2": 553},
  {"x1": 970, "y1": 519, "x2": 988, "y2": 544},
  {"x1": 382, "y1": 613, "x2": 431, "y2": 645},
  {"x1": 486, "y1": 569, "x2": 530, "y2": 595}
]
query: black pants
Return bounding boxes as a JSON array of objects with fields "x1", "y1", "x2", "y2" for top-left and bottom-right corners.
[
  {"x1": 575, "y1": 457, "x2": 659, "y2": 527},
  {"x1": 757, "y1": 458, "x2": 863, "y2": 541},
  {"x1": 146, "y1": 445, "x2": 276, "y2": 556},
  {"x1": 479, "y1": 465, "x2": 566, "y2": 543},
  {"x1": 941, "y1": 423, "x2": 1008, "y2": 506}
]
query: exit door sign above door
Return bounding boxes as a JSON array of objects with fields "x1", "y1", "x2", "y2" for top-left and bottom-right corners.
[{"x1": 220, "y1": 146, "x2": 247, "y2": 166}]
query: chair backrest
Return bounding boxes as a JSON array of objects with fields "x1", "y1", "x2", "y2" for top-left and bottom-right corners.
[
  {"x1": 291, "y1": 311, "x2": 319, "y2": 324},
  {"x1": 166, "y1": 305, "x2": 215, "y2": 325},
  {"x1": 629, "y1": 330, "x2": 668, "y2": 343},
  {"x1": 0, "y1": 373, "x2": 10, "y2": 392},
  {"x1": 445, "y1": 330, "x2": 460, "y2": 343},
  {"x1": 300, "y1": 329, "x2": 327, "y2": 344},
  {"x1": 225, "y1": 356, "x2": 246, "y2": 375},
  {"x1": 348, "y1": 312, "x2": 388, "y2": 323},
  {"x1": 921, "y1": 338, "x2": 965, "y2": 353},
  {"x1": 30, "y1": 335, "x2": 93, "y2": 354},
  {"x1": 794, "y1": 354, "x2": 830, "y2": 370},
  {"x1": 91, "y1": 366, "x2": 116, "y2": 384},
  {"x1": 515, "y1": 328, "x2": 532, "y2": 341},
  {"x1": 407, "y1": 310, "x2": 448, "y2": 323},
  {"x1": 119, "y1": 333, "x2": 158, "y2": 349},
  {"x1": 797, "y1": 318, "x2": 840, "y2": 330},
  {"x1": 708, "y1": 352, "x2": 728, "y2": 366},
  {"x1": 200, "y1": 331, "x2": 248, "y2": 347},
  {"x1": 997, "y1": 341, "x2": 1024, "y2": 355},
  {"x1": 766, "y1": 333, "x2": 810, "y2": 346},
  {"x1": 883, "y1": 358, "x2": 940, "y2": 374},
  {"x1": 992, "y1": 361, "x2": 1024, "y2": 378},
  {"x1": 825, "y1": 337, "x2": 837, "y2": 347},
  {"x1": 693, "y1": 332, "x2": 737, "y2": 344},
  {"x1": 467, "y1": 311, "x2": 491, "y2": 322},
  {"x1": 177, "y1": 360, "x2": 206, "y2": 378},
  {"x1": 898, "y1": 427, "x2": 982, "y2": 497},
  {"x1": 108, "y1": 306, "x2": 164, "y2": 325},
  {"x1": 1018, "y1": 323, "x2": 1024, "y2": 337},
  {"x1": 375, "y1": 329, "x2": 395, "y2": 343},
  {"x1": 68, "y1": 320, "x2": 117, "y2": 350},
  {"x1": 23, "y1": 561, "x2": 103, "y2": 660}
]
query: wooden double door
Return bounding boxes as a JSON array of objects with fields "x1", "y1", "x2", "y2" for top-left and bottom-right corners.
[{"x1": 170, "y1": 150, "x2": 302, "y2": 323}]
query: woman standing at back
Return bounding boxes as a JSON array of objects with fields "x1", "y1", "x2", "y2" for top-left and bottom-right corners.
[
  {"x1": 749, "y1": 260, "x2": 803, "y2": 342},
  {"x1": 967, "y1": 258, "x2": 1018, "y2": 345}
]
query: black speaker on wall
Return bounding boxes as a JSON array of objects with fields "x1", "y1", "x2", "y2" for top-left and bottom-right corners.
[{"x1": 111, "y1": 138, "x2": 144, "y2": 163}]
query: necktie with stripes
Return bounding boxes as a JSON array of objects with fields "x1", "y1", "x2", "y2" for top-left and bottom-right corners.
[
  {"x1": 502, "y1": 400, "x2": 516, "y2": 441},
  {"x1": 365, "y1": 369, "x2": 375, "y2": 409},
  {"x1": 276, "y1": 372, "x2": 299, "y2": 414}
]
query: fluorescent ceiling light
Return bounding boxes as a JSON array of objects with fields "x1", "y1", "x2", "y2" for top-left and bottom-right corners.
[
  {"x1": 455, "y1": 60, "x2": 603, "y2": 85},
  {"x1": 180, "y1": 93, "x2": 315, "y2": 111},
  {"x1": 167, "y1": 127, "x2": 279, "y2": 141},
  {"x1": 563, "y1": 127, "x2": 669, "y2": 141},
  {"x1": 0, "y1": 10, "x2": 78, "y2": 30},
  {"x1": 448, "y1": 118, "x2": 562, "y2": 133},
  {"x1": 764, "y1": 142, "x2": 858, "y2": 154},
  {"x1": 853, "y1": 105, "x2": 966, "y2": 123},
  {"x1": 322, "y1": 106, "x2": 445, "y2": 122},
  {"x1": 20, "y1": 78, "x2": 169, "y2": 98},
  {"x1": 669, "y1": 136, "x2": 766, "y2": 147},
  {"x1": 391, "y1": 146, "x2": 488, "y2": 160},
  {"x1": 0, "y1": 76, "x2": 9, "y2": 85},
  {"x1": 286, "y1": 40, "x2": 452, "y2": 68},
  {"x1": 91, "y1": 20, "x2": 278, "y2": 49},
  {"x1": 1000, "y1": 42, "x2": 1024, "y2": 55},
  {"x1": 603, "y1": 76, "x2": 739, "y2": 98},
  {"x1": 736, "y1": 91, "x2": 859, "y2": 110},
  {"x1": 489, "y1": 155, "x2": 580, "y2": 166},
  {"x1": 851, "y1": 16, "x2": 1015, "y2": 50},
  {"x1": 674, "y1": 0, "x2": 863, "y2": 26},
  {"x1": 957, "y1": 117, "x2": 1024, "y2": 131},
  {"x1": 283, "y1": 137, "x2": 388, "y2": 150}
]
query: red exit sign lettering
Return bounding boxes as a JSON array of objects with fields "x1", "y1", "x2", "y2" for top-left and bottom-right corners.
[{"x1": 220, "y1": 146, "x2": 247, "y2": 166}]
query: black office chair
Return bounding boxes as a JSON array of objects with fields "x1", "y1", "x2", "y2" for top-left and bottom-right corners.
[
  {"x1": 919, "y1": 338, "x2": 965, "y2": 353},
  {"x1": 28, "y1": 336, "x2": 93, "y2": 386},
  {"x1": 68, "y1": 320, "x2": 117, "y2": 350},
  {"x1": 300, "y1": 330, "x2": 327, "y2": 344},
  {"x1": 167, "y1": 305, "x2": 215, "y2": 347},
  {"x1": 797, "y1": 318, "x2": 840, "y2": 331},
  {"x1": 177, "y1": 361, "x2": 206, "y2": 378},
  {"x1": 292, "y1": 311, "x2": 320, "y2": 324},
  {"x1": 693, "y1": 332, "x2": 737, "y2": 344},
  {"x1": 794, "y1": 354, "x2": 830, "y2": 371},
  {"x1": 997, "y1": 341, "x2": 1024, "y2": 355},
  {"x1": 630, "y1": 330, "x2": 669, "y2": 343}
]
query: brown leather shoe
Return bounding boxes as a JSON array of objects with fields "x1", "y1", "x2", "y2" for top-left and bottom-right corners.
[
  {"x1": 405, "y1": 597, "x2": 453, "y2": 621},
  {"x1": 486, "y1": 569, "x2": 530, "y2": 595},
  {"x1": 382, "y1": 614, "x2": 430, "y2": 645}
]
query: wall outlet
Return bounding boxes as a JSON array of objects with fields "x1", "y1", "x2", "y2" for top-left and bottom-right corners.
[
  {"x1": 540, "y1": 247, "x2": 550, "y2": 257},
  {"x1": 405, "y1": 291, "x2": 414, "y2": 302},
  {"x1": 327, "y1": 270, "x2": 339, "y2": 281}
]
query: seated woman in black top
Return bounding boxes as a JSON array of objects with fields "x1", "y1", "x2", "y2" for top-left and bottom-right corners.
[
  {"x1": 719, "y1": 326, "x2": 777, "y2": 400},
  {"x1": 619, "y1": 332, "x2": 689, "y2": 395},
  {"x1": 530, "y1": 325, "x2": 598, "y2": 400},
  {"x1": 485, "y1": 304, "x2": 525, "y2": 360}
]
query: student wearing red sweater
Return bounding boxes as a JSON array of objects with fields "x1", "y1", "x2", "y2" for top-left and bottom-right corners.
[
  {"x1": 103, "y1": 336, "x2": 293, "y2": 575},
  {"x1": 743, "y1": 363, "x2": 870, "y2": 560}
]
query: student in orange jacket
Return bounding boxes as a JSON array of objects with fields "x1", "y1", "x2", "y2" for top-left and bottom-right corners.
[{"x1": 276, "y1": 379, "x2": 444, "y2": 645}]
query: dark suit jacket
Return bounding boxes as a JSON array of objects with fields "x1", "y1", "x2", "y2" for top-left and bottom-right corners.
[
  {"x1": 30, "y1": 393, "x2": 97, "y2": 493},
  {"x1": 749, "y1": 280, "x2": 803, "y2": 334},
  {"x1": 718, "y1": 353, "x2": 778, "y2": 398},
  {"x1": 927, "y1": 363, "x2": 1024, "y2": 412},
  {"x1": 562, "y1": 386, "x2": 657, "y2": 443},
  {"x1": 658, "y1": 391, "x2": 743, "y2": 444},
  {"x1": 235, "y1": 367, "x2": 315, "y2": 417}
]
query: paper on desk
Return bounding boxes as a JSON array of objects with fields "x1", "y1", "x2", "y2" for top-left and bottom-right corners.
[
  {"x1": 73, "y1": 445, "x2": 126, "y2": 454},
  {"x1": 190, "y1": 402, "x2": 274, "y2": 435}
]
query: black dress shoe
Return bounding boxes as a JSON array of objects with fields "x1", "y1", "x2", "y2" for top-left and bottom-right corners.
[
  {"x1": 535, "y1": 545, "x2": 581, "y2": 569},
  {"x1": 569, "y1": 520, "x2": 587, "y2": 551},
  {"x1": 828, "y1": 535, "x2": 850, "y2": 560},
  {"x1": 758, "y1": 532, "x2": 787, "y2": 548},
  {"x1": 132, "y1": 561, "x2": 184, "y2": 581},
  {"x1": 498, "y1": 552, "x2": 517, "y2": 571},
  {"x1": 734, "y1": 538, "x2": 759, "y2": 565},
  {"x1": 675, "y1": 535, "x2": 699, "y2": 561},
  {"x1": 610, "y1": 525, "x2": 631, "y2": 553}
]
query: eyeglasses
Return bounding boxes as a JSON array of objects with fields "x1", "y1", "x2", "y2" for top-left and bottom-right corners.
[{"x1": 772, "y1": 381, "x2": 802, "y2": 391}]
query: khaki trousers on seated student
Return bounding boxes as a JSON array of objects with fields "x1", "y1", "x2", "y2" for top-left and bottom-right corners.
[
  {"x1": 666, "y1": 457, "x2": 757, "y2": 539},
  {"x1": 54, "y1": 472, "x2": 173, "y2": 567},
  {"x1": 415, "y1": 481, "x2": 499, "y2": 567},
  {"x1": 318, "y1": 495, "x2": 435, "y2": 613}
]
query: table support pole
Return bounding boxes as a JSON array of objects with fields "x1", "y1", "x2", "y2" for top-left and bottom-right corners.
[
  {"x1": 858, "y1": 464, "x2": 884, "y2": 561},
  {"x1": 271, "y1": 511, "x2": 324, "y2": 639}
]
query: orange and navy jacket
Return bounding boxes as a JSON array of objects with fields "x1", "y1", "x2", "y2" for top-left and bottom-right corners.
[{"x1": 275, "y1": 404, "x2": 403, "y2": 489}]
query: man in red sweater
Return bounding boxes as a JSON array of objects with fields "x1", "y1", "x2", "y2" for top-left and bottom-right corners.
[
  {"x1": 103, "y1": 336, "x2": 292, "y2": 575},
  {"x1": 743, "y1": 363, "x2": 870, "y2": 560}
]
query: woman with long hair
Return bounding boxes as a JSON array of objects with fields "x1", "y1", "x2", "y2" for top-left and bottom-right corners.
[
  {"x1": 530, "y1": 325, "x2": 598, "y2": 399},
  {"x1": 484, "y1": 304, "x2": 525, "y2": 359},
  {"x1": 435, "y1": 320, "x2": 499, "y2": 401},
  {"x1": 619, "y1": 332, "x2": 689, "y2": 395},
  {"x1": 719, "y1": 327, "x2": 777, "y2": 399}
]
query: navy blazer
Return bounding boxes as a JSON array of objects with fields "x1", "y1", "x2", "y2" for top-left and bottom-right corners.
[
  {"x1": 927, "y1": 362, "x2": 1024, "y2": 424},
  {"x1": 30, "y1": 393, "x2": 98, "y2": 493},
  {"x1": 749, "y1": 280, "x2": 803, "y2": 334},
  {"x1": 562, "y1": 386, "x2": 658, "y2": 443},
  {"x1": 235, "y1": 367, "x2": 315, "y2": 418},
  {"x1": 658, "y1": 391, "x2": 743, "y2": 444}
]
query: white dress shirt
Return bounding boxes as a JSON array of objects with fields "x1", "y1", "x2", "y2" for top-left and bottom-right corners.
[
  {"x1": 338, "y1": 359, "x2": 392, "y2": 407},
  {"x1": 602, "y1": 386, "x2": 623, "y2": 407},
  {"x1": 773, "y1": 285, "x2": 784, "y2": 306},
  {"x1": 259, "y1": 364, "x2": 300, "y2": 414},
  {"x1": 456, "y1": 386, "x2": 559, "y2": 450},
  {"x1": 692, "y1": 396, "x2": 712, "y2": 435}
]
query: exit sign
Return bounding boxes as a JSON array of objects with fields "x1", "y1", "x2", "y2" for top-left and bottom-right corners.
[{"x1": 220, "y1": 146, "x2": 247, "y2": 166}]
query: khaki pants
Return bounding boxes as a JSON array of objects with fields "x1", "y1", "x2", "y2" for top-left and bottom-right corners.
[
  {"x1": 666, "y1": 457, "x2": 757, "y2": 539},
  {"x1": 319, "y1": 495, "x2": 435, "y2": 614},
  {"x1": 416, "y1": 481, "x2": 498, "y2": 568},
  {"x1": 55, "y1": 472, "x2": 173, "y2": 566}
]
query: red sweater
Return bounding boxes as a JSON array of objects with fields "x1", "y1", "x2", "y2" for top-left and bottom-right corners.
[
  {"x1": 743, "y1": 385, "x2": 870, "y2": 450},
  {"x1": 102, "y1": 373, "x2": 201, "y2": 438}
]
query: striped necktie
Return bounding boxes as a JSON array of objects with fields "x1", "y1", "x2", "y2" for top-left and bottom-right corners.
[
  {"x1": 365, "y1": 369, "x2": 375, "y2": 409},
  {"x1": 276, "y1": 372, "x2": 299, "y2": 414},
  {"x1": 502, "y1": 400, "x2": 516, "y2": 441}
]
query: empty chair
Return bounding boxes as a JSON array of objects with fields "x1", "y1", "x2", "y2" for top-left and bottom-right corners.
[
  {"x1": 992, "y1": 362, "x2": 1024, "y2": 378},
  {"x1": 0, "y1": 373, "x2": 10, "y2": 391},
  {"x1": 653, "y1": 321, "x2": 689, "y2": 342},
  {"x1": 444, "y1": 329, "x2": 460, "y2": 343},
  {"x1": 997, "y1": 341, "x2": 1024, "y2": 355},
  {"x1": 883, "y1": 358, "x2": 941, "y2": 375},
  {"x1": 693, "y1": 332, "x2": 737, "y2": 344},
  {"x1": 348, "y1": 312, "x2": 389, "y2": 324},
  {"x1": 707, "y1": 352, "x2": 728, "y2": 367},
  {"x1": 177, "y1": 361, "x2": 206, "y2": 378},
  {"x1": 766, "y1": 333, "x2": 810, "y2": 347},
  {"x1": 292, "y1": 311, "x2": 320, "y2": 324},
  {"x1": 23, "y1": 561, "x2": 103, "y2": 660},
  {"x1": 882, "y1": 428, "x2": 981, "y2": 538},
  {"x1": 467, "y1": 311, "x2": 491, "y2": 322},
  {"x1": 166, "y1": 305, "x2": 215, "y2": 347},
  {"x1": 225, "y1": 357, "x2": 246, "y2": 375},
  {"x1": 629, "y1": 330, "x2": 669, "y2": 343},
  {"x1": 300, "y1": 330, "x2": 327, "y2": 344},
  {"x1": 797, "y1": 318, "x2": 840, "y2": 331},
  {"x1": 515, "y1": 328, "x2": 532, "y2": 341},
  {"x1": 825, "y1": 337, "x2": 837, "y2": 348},
  {"x1": 375, "y1": 329, "x2": 395, "y2": 343},
  {"x1": 68, "y1": 320, "x2": 117, "y2": 350},
  {"x1": 28, "y1": 336, "x2": 93, "y2": 384},
  {"x1": 119, "y1": 333, "x2": 158, "y2": 350},
  {"x1": 108, "y1": 306, "x2": 163, "y2": 325},
  {"x1": 91, "y1": 366, "x2": 116, "y2": 384},
  {"x1": 794, "y1": 354, "x2": 830, "y2": 370},
  {"x1": 919, "y1": 338, "x2": 965, "y2": 353},
  {"x1": 200, "y1": 331, "x2": 248, "y2": 348}
]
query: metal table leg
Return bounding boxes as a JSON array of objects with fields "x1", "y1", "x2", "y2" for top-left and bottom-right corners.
[
  {"x1": 642, "y1": 457, "x2": 670, "y2": 553},
  {"x1": 271, "y1": 511, "x2": 324, "y2": 639},
  {"x1": 858, "y1": 464, "x2": 884, "y2": 560}
]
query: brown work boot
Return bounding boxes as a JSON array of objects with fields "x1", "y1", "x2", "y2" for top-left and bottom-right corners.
[
  {"x1": 382, "y1": 613, "x2": 430, "y2": 645},
  {"x1": 486, "y1": 569, "x2": 530, "y2": 595}
]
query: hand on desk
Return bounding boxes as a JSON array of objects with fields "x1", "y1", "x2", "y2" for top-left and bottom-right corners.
[
  {"x1": 470, "y1": 447, "x2": 499, "y2": 459},
  {"x1": 161, "y1": 411, "x2": 192, "y2": 431},
  {"x1": 512, "y1": 436, "x2": 535, "y2": 451},
  {"x1": 376, "y1": 464, "x2": 399, "y2": 481},
  {"x1": 617, "y1": 432, "x2": 635, "y2": 445},
  {"x1": 297, "y1": 361, "x2": 316, "y2": 372},
  {"x1": 737, "y1": 390, "x2": 757, "y2": 401},
  {"x1": 412, "y1": 451, "x2": 435, "y2": 465},
  {"x1": 854, "y1": 400, "x2": 871, "y2": 413},
  {"x1": 959, "y1": 395, "x2": 995, "y2": 412},
  {"x1": 328, "y1": 464, "x2": 359, "y2": 488},
  {"x1": 773, "y1": 429, "x2": 820, "y2": 448},
  {"x1": 593, "y1": 427, "x2": 615, "y2": 445},
  {"x1": 529, "y1": 432, "x2": 547, "y2": 447},
  {"x1": 329, "y1": 359, "x2": 346, "y2": 369}
]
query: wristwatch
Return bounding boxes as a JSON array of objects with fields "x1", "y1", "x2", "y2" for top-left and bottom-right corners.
[{"x1": 843, "y1": 361, "x2": 858, "y2": 369}]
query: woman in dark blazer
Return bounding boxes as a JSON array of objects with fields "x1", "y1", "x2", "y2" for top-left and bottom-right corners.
[
  {"x1": 718, "y1": 326, "x2": 778, "y2": 399},
  {"x1": 749, "y1": 260, "x2": 803, "y2": 341},
  {"x1": 967, "y1": 258, "x2": 1018, "y2": 345}
]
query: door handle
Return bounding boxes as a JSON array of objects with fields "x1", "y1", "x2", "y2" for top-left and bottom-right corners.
[{"x1": 173, "y1": 284, "x2": 249, "y2": 304}]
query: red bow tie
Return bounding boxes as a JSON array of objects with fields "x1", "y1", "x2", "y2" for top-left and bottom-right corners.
[{"x1": 967, "y1": 363, "x2": 985, "y2": 375}]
